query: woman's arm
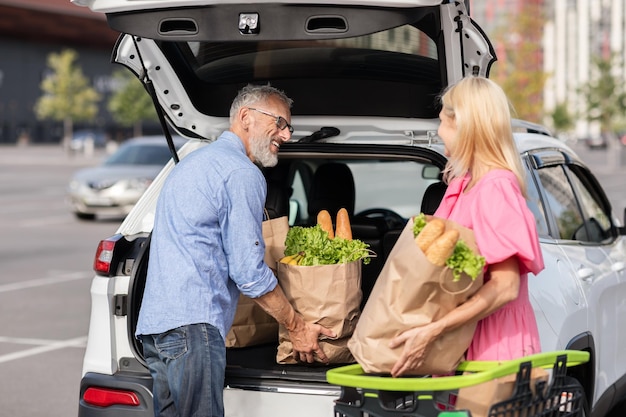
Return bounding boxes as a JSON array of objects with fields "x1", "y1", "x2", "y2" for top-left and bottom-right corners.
[{"x1": 389, "y1": 256, "x2": 520, "y2": 377}]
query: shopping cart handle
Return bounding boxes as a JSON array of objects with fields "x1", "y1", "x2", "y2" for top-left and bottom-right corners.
[
  {"x1": 326, "y1": 350, "x2": 590, "y2": 392},
  {"x1": 457, "y1": 350, "x2": 590, "y2": 372}
]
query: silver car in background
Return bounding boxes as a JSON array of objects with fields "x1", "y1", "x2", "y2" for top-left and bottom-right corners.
[{"x1": 67, "y1": 135, "x2": 186, "y2": 220}]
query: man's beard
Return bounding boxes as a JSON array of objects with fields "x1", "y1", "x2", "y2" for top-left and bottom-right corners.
[{"x1": 249, "y1": 134, "x2": 278, "y2": 167}]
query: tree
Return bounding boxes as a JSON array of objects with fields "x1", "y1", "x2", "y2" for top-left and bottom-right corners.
[
  {"x1": 579, "y1": 53, "x2": 626, "y2": 138},
  {"x1": 107, "y1": 69, "x2": 158, "y2": 137},
  {"x1": 489, "y1": 2, "x2": 547, "y2": 123},
  {"x1": 550, "y1": 102, "x2": 575, "y2": 138},
  {"x1": 34, "y1": 49, "x2": 101, "y2": 149}
]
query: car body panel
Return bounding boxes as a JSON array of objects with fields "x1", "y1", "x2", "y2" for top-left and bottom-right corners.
[
  {"x1": 580, "y1": 241, "x2": 626, "y2": 403},
  {"x1": 223, "y1": 388, "x2": 337, "y2": 417}
]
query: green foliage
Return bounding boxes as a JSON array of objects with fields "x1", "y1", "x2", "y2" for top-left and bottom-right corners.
[
  {"x1": 579, "y1": 54, "x2": 626, "y2": 134},
  {"x1": 551, "y1": 102, "x2": 575, "y2": 134},
  {"x1": 284, "y1": 224, "x2": 371, "y2": 265},
  {"x1": 107, "y1": 69, "x2": 158, "y2": 126},
  {"x1": 490, "y1": 4, "x2": 547, "y2": 123},
  {"x1": 34, "y1": 49, "x2": 101, "y2": 122}
]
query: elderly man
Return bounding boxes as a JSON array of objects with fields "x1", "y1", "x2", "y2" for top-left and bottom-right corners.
[{"x1": 136, "y1": 84, "x2": 335, "y2": 417}]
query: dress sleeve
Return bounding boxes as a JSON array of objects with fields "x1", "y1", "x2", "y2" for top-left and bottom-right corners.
[{"x1": 470, "y1": 174, "x2": 544, "y2": 276}]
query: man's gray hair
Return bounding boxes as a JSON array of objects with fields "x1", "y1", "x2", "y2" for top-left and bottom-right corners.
[{"x1": 229, "y1": 84, "x2": 293, "y2": 123}]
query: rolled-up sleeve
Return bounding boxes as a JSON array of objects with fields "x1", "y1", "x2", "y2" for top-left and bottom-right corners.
[{"x1": 220, "y1": 166, "x2": 277, "y2": 298}]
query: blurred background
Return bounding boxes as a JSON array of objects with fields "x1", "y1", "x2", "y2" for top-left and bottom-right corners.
[
  {"x1": 1, "y1": 0, "x2": 625, "y2": 151},
  {"x1": 0, "y1": 0, "x2": 162, "y2": 149}
]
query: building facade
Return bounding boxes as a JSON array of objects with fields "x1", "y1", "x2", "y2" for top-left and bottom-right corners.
[
  {"x1": 544, "y1": 0, "x2": 626, "y2": 140},
  {"x1": 0, "y1": 0, "x2": 136, "y2": 144},
  {"x1": 473, "y1": 0, "x2": 626, "y2": 140}
]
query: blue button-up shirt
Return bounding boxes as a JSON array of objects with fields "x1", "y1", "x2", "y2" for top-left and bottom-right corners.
[{"x1": 136, "y1": 131, "x2": 278, "y2": 341}]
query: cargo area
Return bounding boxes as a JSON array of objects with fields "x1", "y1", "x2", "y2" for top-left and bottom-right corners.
[{"x1": 127, "y1": 146, "x2": 448, "y2": 381}]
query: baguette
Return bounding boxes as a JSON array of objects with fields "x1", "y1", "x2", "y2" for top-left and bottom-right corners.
[
  {"x1": 335, "y1": 208, "x2": 352, "y2": 240},
  {"x1": 425, "y1": 229, "x2": 460, "y2": 266},
  {"x1": 317, "y1": 210, "x2": 334, "y2": 239},
  {"x1": 414, "y1": 218, "x2": 445, "y2": 253}
]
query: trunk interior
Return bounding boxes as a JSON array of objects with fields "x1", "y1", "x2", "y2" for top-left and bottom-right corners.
[{"x1": 126, "y1": 149, "x2": 448, "y2": 383}]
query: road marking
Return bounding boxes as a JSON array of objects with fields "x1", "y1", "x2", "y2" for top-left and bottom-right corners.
[
  {"x1": 0, "y1": 336, "x2": 87, "y2": 364},
  {"x1": 0, "y1": 271, "x2": 89, "y2": 293},
  {"x1": 19, "y1": 216, "x2": 74, "y2": 228}
]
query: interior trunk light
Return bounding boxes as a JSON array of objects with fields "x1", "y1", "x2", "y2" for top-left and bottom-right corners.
[
  {"x1": 83, "y1": 387, "x2": 140, "y2": 407},
  {"x1": 239, "y1": 13, "x2": 259, "y2": 34},
  {"x1": 94, "y1": 239, "x2": 116, "y2": 275}
]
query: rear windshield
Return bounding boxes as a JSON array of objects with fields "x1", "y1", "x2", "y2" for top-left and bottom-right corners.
[{"x1": 165, "y1": 22, "x2": 444, "y2": 118}]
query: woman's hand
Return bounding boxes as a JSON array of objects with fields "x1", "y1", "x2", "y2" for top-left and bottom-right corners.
[{"x1": 388, "y1": 321, "x2": 443, "y2": 377}]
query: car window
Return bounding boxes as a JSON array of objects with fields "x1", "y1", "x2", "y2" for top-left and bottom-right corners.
[
  {"x1": 565, "y1": 165, "x2": 612, "y2": 242},
  {"x1": 282, "y1": 158, "x2": 437, "y2": 226},
  {"x1": 536, "y1": 165, "x2": 584, "y2": 241},
  {"x1": 348, "y1": 160, "x2": 433, "y2": 217}
]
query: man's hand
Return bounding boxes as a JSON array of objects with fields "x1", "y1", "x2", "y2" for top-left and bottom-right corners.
[
  {"x1": 253, "y1": 284, "x2": 336, "y2": 363},
  {"x1": 286, "y1": 314, "x2": 336, "y2": 363}
]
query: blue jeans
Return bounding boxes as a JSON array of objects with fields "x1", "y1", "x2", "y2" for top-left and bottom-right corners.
[{"x1": 142, "y1": 323, "x2": 226, "y2": 417}]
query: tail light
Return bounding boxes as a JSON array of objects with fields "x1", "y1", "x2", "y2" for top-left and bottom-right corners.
[
  {"x1": 83, "y1": 386, "x2": 140, "y2": 407},
  {"x1": 93, "y1": 234, "x2": 125, "y2": 276}
]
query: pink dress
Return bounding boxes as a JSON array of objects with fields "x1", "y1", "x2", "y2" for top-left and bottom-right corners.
[{"x1": 434, "y1": 169, "x2": 544, "y2": 361}]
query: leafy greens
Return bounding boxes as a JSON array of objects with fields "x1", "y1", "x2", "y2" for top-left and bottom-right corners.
[{"x1": 284, "y1": 224, "x2": 371, "y2": 266}]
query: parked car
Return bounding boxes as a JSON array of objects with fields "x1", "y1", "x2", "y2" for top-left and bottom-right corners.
[
  {"x1": 69, "y1": 129, "x2": 108, "y2": 152},
  {"x1": 67, "y1": 135, "x2": 186, "y2": 220},
  {"x1": 72, "y1": 1, "x2": 626, "y2": 416}
]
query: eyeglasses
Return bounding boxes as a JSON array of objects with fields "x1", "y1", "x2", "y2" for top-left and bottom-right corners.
[{"x1": 247, "y1": 107, "x2": 294, "y2": 134}]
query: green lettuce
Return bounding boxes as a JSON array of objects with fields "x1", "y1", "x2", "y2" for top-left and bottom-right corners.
[{"x1": 284, "y1": 224, "x2": 371, "y2": 266}]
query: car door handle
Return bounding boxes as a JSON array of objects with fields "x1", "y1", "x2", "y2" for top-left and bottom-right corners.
[
  {"x1": 577, "y1": 267, "x2": 594, "y2": 282},
  {"x1": 611, "y1": 261, "x2": 625, "y2": 273}
]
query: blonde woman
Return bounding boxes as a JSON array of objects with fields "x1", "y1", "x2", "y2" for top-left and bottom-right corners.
[{"x1": 390, "y1": 76, "x2": 544, "y2": 377}]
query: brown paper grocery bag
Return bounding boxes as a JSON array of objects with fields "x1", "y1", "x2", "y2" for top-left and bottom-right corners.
[
  {"x1": 455, "y1": 367, "x2": 549, "y2": 417},
  {"x1": 225, "y1": 294, "x2": 278, "y2": 348},
  {"x1": 276, "y1": 261, "x2": 362, "y2": 364},
  {"x1": 348, "y1": 216, "x2": 484, "y2": 375},
  {"x1": 225, "y1": 215, "x2": 288, "y2": 348},
  {"x1": 262, "y1": 214, "x2": 290, "y2": 274}
]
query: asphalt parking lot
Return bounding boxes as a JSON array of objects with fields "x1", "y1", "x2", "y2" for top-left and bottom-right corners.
[{"x1": 0, "y1": 144, "x2": 119, "y2": 416}]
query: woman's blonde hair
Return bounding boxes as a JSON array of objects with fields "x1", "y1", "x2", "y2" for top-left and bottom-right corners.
[{"x1": 439, "y1": 76, "x2": 527, "y2": 197}]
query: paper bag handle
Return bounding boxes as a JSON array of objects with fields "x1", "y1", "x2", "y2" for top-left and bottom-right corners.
[{"x1": 438, "y1": 269, "x2": 476, "y2": 295}]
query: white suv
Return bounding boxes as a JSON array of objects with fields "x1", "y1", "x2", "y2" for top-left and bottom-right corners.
[{"x1": 72, "y1": 1, "x2": 626, "y2": 416}]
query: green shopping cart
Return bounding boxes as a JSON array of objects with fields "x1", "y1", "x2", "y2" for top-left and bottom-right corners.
[{"x1": 326, "y1": 350, "x2": 590, "y2": 417}]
